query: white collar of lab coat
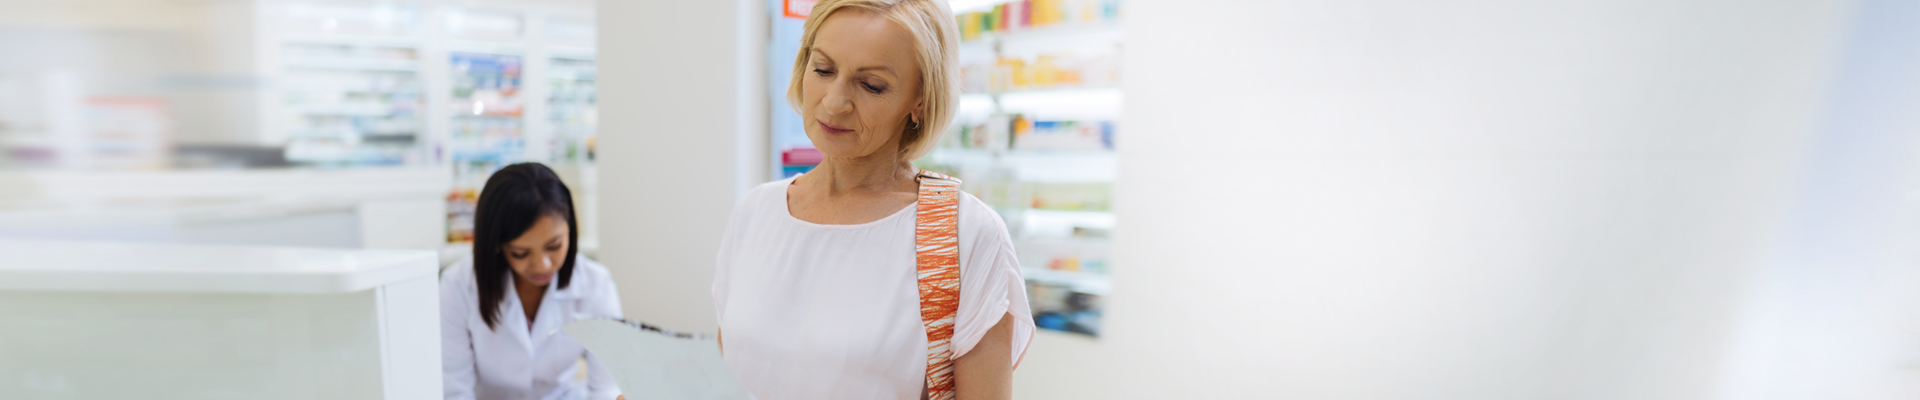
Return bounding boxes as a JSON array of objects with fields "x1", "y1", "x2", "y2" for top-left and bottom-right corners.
[
  {"x1": 504, "y1": 255, "x2": 590, "y2": 300},
  {"x1": 500, "y1": 257, "x2": 586, "y2": 354}
]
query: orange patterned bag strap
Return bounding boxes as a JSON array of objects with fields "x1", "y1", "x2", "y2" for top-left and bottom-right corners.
[{"x1": 914, "y1": 169, "x2": 964, "y2": 400}]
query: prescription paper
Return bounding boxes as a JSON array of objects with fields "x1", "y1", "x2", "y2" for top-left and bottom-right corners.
[{"x1": 561, "y1": 319, "x2": 752, "y2": 400}]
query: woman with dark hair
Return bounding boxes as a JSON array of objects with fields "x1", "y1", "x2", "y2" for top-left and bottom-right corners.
[{"x1": 440, "y1": 163, "x2": 624, "y2": 400}]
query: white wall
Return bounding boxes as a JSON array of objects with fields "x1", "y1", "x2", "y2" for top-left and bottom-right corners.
[
  {"x1": 1043, "y1": 0, "x2": 1850, "y2": 399},
  {"x1": 1716, "y1": 0, "x2": 1920, "y2": 398},
  {"x1": 596, "y1": 0, "x2": 768, "y2": 331}
]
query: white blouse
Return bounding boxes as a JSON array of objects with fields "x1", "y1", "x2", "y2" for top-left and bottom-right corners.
[
  {"x1": 441, "y1": 255, "x2": 623, "y2": 400},
  {"x1": 713, "y1": 177, "x2": 1035, "y2": 400}
]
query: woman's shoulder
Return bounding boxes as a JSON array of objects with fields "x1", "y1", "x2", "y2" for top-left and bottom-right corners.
[
  {"x1": 440, "y1": 255, "x2": 476, "y2": 287},
  {"x1": 727, "y1": 177, "x2": 797, "y2": 221},
  {"x1": 571, "y1": 254, "x2": 614, "y2": 283},
  {"x1": 747, "y1": 177, "x2": 796, "y2": 202},
  {"x1": 955, "y1": 190, "x2": 1013, "y2": 246},
  {"x1": 956, "y1": 190, "x2": 1007, "y2": 227},
  {"x1": 566, "y1": 255, "x2": 622, "y2": 314}
]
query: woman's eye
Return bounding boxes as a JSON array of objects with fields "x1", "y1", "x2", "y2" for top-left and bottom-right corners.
[
  {"x1": 813, "y1": 68, "x2": 833, "y2": 77},
  {"x1": 510, "y1": 252, "x2": 528, "y2": 259},
  {"x1": 862, "y1": 82, "x2": 886, "y2": 94}
]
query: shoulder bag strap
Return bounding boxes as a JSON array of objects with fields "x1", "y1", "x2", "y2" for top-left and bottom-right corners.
[{"x1": 915, "y1": 169, "x2": 964, "y2": 400}]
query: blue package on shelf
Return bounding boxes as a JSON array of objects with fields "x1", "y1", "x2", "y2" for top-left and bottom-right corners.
[{"x1": 1101, "y1": 121, "x2": 1114, "y2": 149}]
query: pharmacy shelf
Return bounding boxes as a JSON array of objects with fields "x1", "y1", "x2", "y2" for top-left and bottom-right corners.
[
  {"x1": 287, "y1": 104, "x2": 407, "y2": 116},
  {"x1": 1017, "y1": 209, "x2": 1115, "y2": 240},
  {"x1": 1022, "y1": 267, "x2": 1111, "y2": 295},
  {"x1": 1023, "y1": 208, "x2": 1115, "y2": 229},
  {"x1": 946, "y1": 0, "x2": 1123, "y2": 339},
  {"x1": 549, "y1": 47, "x2": 597, "y2": 60},
  {"x1": 962, "y1": 21, "x2": 1122, "y2": 47},
  {"x1": 925, "y1": 148, "x2": 1116, "y2": 182},
  {"x1": 950, "y1": 0, "x2": 1011, "y2": 13},
  {"x1": 967, "y1": 85, "x2": 1120, "y2": 97},
  {"x1": 283, "y1": 59, "x2": 419, "y2": 72},
  {"x1": 968, "y1": 86, "x2": 1123, "y2": 119},
  {"x1": 281, "y1": 34, "x2": 422, "y2": 48},
  {"x1": 448, "y1": 41, "x2": 527, "y2": 56}
]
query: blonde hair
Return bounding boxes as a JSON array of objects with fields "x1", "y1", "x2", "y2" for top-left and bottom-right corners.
[{"x1": 788, "y1": 0, "x2": 960, "y2": 161}]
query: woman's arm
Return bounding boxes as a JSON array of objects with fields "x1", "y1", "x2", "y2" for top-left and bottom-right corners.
[
  {"x1": 441, "y1": 275, "x2": 479, "y2": 400},
  {"x1": 953, "y1": 312, "x2": 1015, "y2": 400},
  {"x1": 585, "y1": 263, "x2": 626, "y2": 400}
]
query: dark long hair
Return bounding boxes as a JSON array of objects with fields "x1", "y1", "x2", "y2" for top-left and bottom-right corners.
[{"x1": 473, "y1": 162, "x2": 579, "y2": 330}]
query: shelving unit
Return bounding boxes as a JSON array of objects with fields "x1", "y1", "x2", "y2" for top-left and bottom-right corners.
[
  {"x1": 257, "y1": 1, "x2": 599, "y2": 249},
  {"x1": 276, "y1": 39, "x2": 427, "y2": 166},
  {"x1": 445, "y1": 51, "x2": 526, "y2": 176},
  {"x1": 964, "y1": 21, "x2": 1120, "y2": 44},
  {"x1": 927, "y1": 0, "x2": 1123, "y2": 338},
  {"x1": 545, "y1": 53, "x2": 597, "y2": 164}
]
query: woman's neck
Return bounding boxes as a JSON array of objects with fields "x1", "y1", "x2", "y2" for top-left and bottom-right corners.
[
  {"x1": 515, "y1": 275, "x2": 546, "y2": 328},
  {"x1": 805, "y1": 153, "x2": 915, "y2": 196},
  {"x1": 515, "y1": 278, "x2": 546, "y2": 297}
]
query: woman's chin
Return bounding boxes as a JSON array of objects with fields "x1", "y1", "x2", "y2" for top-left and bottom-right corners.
[
  {"x1": 521, "y1": 273, "x2": 556, "y2": 286},
  {"x1": 809, "y1": 144, "x2": 871, "y2": 160}
]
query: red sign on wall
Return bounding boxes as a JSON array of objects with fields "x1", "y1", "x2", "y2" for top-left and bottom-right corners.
[{"x1": 783, "y1": 0, "x2": 818, "y2": 19}]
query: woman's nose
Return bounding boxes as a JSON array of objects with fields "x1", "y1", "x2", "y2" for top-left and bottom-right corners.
[
  {"x1": 823, "y1": 81, "x2": 853, "y2": 115},
  {"x1": 540, "y1": 255, "x2": 555, "y2": 269}
]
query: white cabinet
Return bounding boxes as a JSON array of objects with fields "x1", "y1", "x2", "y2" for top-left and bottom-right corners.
[{"x1": 0, "y1": 240, "x2": 441, "y2": 399}]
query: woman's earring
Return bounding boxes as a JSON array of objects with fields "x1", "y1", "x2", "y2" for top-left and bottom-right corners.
[{"x1": 909, "y1": 116, "x2": 921, "y2": 130}]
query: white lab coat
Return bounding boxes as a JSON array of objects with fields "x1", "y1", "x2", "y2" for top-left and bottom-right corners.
[{"x1": 441, "y1": 254, "x2": 624, "y2": 400}]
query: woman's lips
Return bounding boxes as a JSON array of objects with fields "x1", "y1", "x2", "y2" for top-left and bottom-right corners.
[{"x1": 817, "y1": 119, "x2": 853, "y2": 134}]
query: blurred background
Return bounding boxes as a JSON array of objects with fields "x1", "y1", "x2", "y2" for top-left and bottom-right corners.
[{"x1": 0, "y1": 0, "x2": 1916, "y2": 398}]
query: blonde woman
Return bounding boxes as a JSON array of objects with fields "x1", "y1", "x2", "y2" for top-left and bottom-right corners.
[{"x1": 711, "y1": 0, "x2": 1033, "y2": 399}]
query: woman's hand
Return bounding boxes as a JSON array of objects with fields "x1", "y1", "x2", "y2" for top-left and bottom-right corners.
[{"x1": 952, "y1": 313, "x2": 1015, "y2": 400}]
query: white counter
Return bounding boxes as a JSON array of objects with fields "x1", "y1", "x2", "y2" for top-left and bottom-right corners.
[
  {"x1": 0, "y1": 167, "x2": 451, "y2": 252},
  {"x1": 0, "y1": 240, "x2": 437, "y2": 293},
  {"x1": 0, "y1": 240, "x2": 442, "y2": 399}
]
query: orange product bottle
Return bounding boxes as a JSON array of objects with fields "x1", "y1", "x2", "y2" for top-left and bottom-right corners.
[{"x1": 1011, "y1": 114, "x2": 1032, "y2": 139}]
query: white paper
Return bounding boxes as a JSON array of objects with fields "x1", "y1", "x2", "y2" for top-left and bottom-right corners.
[{"x1": 560, "y1": 319, "x2": 752, "y2": 400}]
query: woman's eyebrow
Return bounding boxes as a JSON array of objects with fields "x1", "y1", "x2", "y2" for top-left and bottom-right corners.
[
  {"x1": 808, "y1": 47, "x2": 894, "y2": 78},
  {"x1": 855, "y1": 66, "x2": 896, "y2": 79}
]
